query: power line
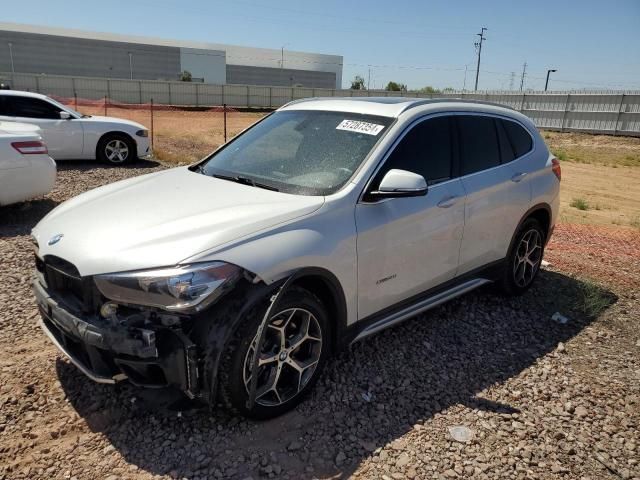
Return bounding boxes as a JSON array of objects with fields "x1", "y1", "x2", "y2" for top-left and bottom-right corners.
[{"x1": 474, "y1": 27, "x2": 487, "y2": 91}]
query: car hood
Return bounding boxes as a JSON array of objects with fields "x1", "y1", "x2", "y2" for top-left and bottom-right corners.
[
  {"x1": 32, "y1": 167, "x2": 324, "y2": 276},
  {"x1": 81, "y1": 115, "x2": 146, "y2": 131}
]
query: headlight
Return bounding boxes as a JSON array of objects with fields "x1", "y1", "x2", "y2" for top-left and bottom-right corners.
[
  {"x1": 136, "y1": 129, "x2": 149, "y2": 137},
  {"x1": 94, "y1": 262, "x2": 242, "y2": 312}
]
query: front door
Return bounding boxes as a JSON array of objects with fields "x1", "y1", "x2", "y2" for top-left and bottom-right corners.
[
  {"x1": 1, "y1": 95, "x2": 84, "y2": 159},
  {"x1": 355, "y1": 115, "x2": 465, "y2": 319}
]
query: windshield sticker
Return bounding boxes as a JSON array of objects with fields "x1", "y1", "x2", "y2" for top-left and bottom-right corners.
[{"x1": 336, "y1": 119, "x2": 385, "y2": 136}]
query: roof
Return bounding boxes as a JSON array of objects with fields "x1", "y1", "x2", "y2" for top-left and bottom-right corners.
[
  {"x1": 280, "y1": 97, "x2": 517, "y2": 118},
  {"x1": 0, "y1": 90, "x2": 49, "y2": 100}
]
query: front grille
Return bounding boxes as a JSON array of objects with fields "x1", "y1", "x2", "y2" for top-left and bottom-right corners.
[{"x1": 39, "y1": 255, "x2": 100, "y2": 314}]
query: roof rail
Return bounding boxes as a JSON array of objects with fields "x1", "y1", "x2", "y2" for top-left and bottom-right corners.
[{"x1": 397, "y1": 97, "x2": 517, "y2": 114}]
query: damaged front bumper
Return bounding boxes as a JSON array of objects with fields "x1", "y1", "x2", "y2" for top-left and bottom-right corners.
[{"x1": 33, "y1": 279, "x2": 199, "y2": 397}]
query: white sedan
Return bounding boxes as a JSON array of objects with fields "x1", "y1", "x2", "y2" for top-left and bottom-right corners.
[
  {"x1": 0, "y1": 90, "x2": 151, "y2": 164},
  {"x1": 0, "y1": 122, "x2": 56, "y2": 207}
]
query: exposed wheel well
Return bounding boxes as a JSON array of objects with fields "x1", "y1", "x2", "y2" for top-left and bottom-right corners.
[
  {"x1": 527, "y1": 207, "x2": 551, "y2": 240},
  {"x1": 96, "y1": 131, "x2": 135, "y2": 158},
  {"x1": 288, "y1": 272, "x2": 347, "y2": 352}
]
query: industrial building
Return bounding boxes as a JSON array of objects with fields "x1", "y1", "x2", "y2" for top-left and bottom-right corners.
[{"x1": 0, "y1": 22, "x2": 343, "y2": 88}]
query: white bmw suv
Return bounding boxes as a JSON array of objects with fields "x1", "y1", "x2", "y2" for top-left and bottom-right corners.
[{"x1": 32, "y1": 98, "x2": 560, "y2": 418}]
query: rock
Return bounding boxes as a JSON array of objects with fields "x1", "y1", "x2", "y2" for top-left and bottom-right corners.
[
  {"x1": 575, "y1": 406, "x2": 589, "y2": 418},
  {"x1": 395, "y1": 453, "x2": 410, "y2": 467},
  {"x1": 335, "y1": 451, "x2": 346, "y2": 465},
  {"x1": 287, "y1": 441, "x2": 302, "y2": 451}
]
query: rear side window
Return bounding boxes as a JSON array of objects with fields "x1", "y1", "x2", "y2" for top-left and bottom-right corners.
[
  {"x1": 502, "y1": 120, "x2": 533, "y2": 157},
  {"x1": 0, "y1": 96, "x2": 8, "y2": 116},
  {"x1": 457, "y1": 115, "x2": 500, "y2": 175},
  {"x1": 496, "y1": 119, "x2": 516, "y2": 163},
  {"x1": 376, "y1": 116, "x2": 453, "y2": 186},
  {"x1": 7, "y1": 96, "x2": 62, "y2": 119}
]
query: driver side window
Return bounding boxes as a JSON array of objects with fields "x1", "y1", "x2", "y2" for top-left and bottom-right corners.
[
  {"x1": 373, "y1": 116, "x2": 454, "y2": 189},
  {"x1": 8, "y1": 96, "x2": 62, "y2": 119}
]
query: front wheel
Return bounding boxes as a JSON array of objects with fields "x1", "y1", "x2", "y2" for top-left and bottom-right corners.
[
  {"x1": 97, "y1": 133, "x2": 135, "y2": 165},
  {"x1": 499, "y1": 218, "x2": 545, "y2": 295},
  {"x1": 217, "y1": 287, "x2": 330, "y2": 419}
]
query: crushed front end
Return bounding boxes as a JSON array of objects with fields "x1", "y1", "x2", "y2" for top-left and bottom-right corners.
[{"x1": 32, "y1": 253, "x2": 257, "y2": 400}]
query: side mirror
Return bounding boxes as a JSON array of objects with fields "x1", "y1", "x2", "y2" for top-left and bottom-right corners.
[
  {"x1": 59, "y1": 111, "x2": 72, "y2": 120},
  {"x1": 368, "y1": 169, "x2": 428, "y2": 199}
]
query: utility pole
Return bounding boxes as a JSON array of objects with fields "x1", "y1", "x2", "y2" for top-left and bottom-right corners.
[
  {"x1": 368, "y1": 67, "x2": 371, "y2": 90},
  {"x1": 520, "y1": 62, "x2": 527, "y2": 91},
  {"x1": 281, "y1": 47, "x2": 284, "y2": 69},
  {"x1": 8, "y1": 42, "x2": 14, "y2": 74},
  {"x1": 463, "y1": 65, "x2": 468, "y2": 91},
  {"x1": 545, "y1": 68, "x2": 557, "y2": 91},
  {"x1": 509, "y1": 72, "x2": 515, "y2": 90},
  {"x1": 474, "y1": 27, "x2": 487, "y2": 91},
  {"x1": 128, "y1": 52, "x2": 133, "y2": 80}
]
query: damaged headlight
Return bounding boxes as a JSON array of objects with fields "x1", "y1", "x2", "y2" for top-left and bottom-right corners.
[{"x1": 94, "y1": 262, "x2": 242, "y2": 312}]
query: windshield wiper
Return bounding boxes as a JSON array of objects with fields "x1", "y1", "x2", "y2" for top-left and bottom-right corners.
[{"x1": 213, "y1": 173, "x2": 279, "y2": 192}]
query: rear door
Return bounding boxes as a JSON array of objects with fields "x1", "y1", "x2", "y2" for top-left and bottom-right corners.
[
  {"x1": 1, "y1": 95, "x2": 83, "y2": 159},
  {"x1": 456, "y1": 114, "x2": 531, "y2": 274},
  {"x1": 355, "y1": 115, "x2": 466, "y2": 319}
]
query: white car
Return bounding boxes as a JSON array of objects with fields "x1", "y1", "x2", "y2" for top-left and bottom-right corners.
[
  {"x1": 32, "y1": 98, "x2": 560, "y2": 419},
  {"x1": 0, "y1": 90, "x2": 150, "y2": 164},
  {"x1": 0, "y1": 121, "x2": 56, "y2": 207}
]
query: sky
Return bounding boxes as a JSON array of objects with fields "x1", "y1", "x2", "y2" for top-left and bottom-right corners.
[{"x1": 3, "y1": 0, "x2": 640, "y2": 91}]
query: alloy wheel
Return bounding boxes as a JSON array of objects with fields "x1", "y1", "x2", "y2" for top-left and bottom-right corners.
[
  {"x1": 105, "y1": 139, "x2": 129, "y2": 163},
  {"x1": 513, "y1": 229, "x2": 542, "y2": 287},
  {"x1": 243, "y1": 308, "x2": 322, "y2": 407}
]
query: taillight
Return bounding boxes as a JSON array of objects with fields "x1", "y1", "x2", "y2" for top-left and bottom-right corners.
[
  {"x1": 11, "y1": 141, "x2": 48, "y2": 155},
  {"x1": 551, "y1": 158, "x2": 561, "y2": 181}
]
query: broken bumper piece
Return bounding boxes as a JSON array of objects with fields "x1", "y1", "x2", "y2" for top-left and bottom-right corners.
[{"x1": 33, "y1": 279, "x2": 199, "y2": 397}]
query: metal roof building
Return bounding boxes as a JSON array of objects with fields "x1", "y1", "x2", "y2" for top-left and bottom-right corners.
[{"x1": 0, "y1": 22, "x2": 343, "y2": 88}]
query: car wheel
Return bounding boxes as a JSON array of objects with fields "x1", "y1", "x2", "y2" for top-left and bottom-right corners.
[
  {"x1": 218, "y1": 286, "x2": 330, "y2": 419},
  {"x1": 97, "y1": 134, "x2": 135, "y2": 165},
  {"x1": 499, "y1": 218, "x2": 545, "y2": 295}
]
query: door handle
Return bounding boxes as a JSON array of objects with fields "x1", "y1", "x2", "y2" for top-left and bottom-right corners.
[
  {"x1": 511, "y1": 172, "x2": 528, "y2": 183},
  {"x1": 437, "y1": 195, "x2": 460, "y2": 208}
]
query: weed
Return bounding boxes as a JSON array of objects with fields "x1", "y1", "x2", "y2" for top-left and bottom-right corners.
[
  {"x1": 554, "y1": 150, "x2": 568, "y2": 162},
  {"x1": 631, "y1": 216, "x2": 640, "y2": 229},
  {"x1": 570, "y1": 198, "x2": 590, "y2": 210},
  {"x1": 574, "y1": 280, "x2": 614, "y2": 318}
]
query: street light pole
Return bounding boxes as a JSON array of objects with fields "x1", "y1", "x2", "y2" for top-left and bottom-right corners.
[
  {"x1": 545, "y1": 69, "x2": 557, "y2": 91},
  {"x1": 8, "y1": 42, "x2": 14, "y2": 74},
  {"x1": 128, "y1": 52, "x2": 133, "y2": 80}
]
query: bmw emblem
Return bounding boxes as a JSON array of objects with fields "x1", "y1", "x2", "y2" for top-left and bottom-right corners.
[{"x1": 48, "y1": 234, "x2": 64, "y2": 246}]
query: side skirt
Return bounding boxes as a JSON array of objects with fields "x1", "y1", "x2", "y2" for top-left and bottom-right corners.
[{"x1": 350, "y1": 278, "x2": 491, "y2": 343}]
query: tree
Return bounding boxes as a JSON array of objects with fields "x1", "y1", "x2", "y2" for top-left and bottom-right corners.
[
  {"x1": 350, "y1": 75, "x2": 366, "y2": 90},
  {"x1": 419, "y1": 86, "x2": 441, "y2": 94},
  {"x1": 179, "y1": 70, "x2": 193, "y2": 82},
  {"x1": 385, "y1": 81, "x2": 407, "y2": 92}
]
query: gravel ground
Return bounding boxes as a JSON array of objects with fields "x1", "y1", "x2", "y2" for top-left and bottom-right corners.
[{"x1": 1, "y1": 161, "x2": 639, "y2": 480}]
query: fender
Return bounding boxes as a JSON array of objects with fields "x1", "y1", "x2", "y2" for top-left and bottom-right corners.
[{"x1": 506, "y1": 203, "x2": 552, "y2": 256}]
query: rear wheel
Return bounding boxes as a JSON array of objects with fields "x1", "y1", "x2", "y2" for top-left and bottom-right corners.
[
  {"x1": 500, "y1": 218, "x2": 545, "y2": 295},
  {"x1": 97, "y1": 133, "x2": 135, "y2": 165},
  {"x1": 217, "y1": 287, "x2": 330, "y2": 419}
]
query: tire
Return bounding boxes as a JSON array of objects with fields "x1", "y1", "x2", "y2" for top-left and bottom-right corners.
[
  {"x1": 97, "y1": 133, "x2": 135, "y2": 165},
  {"x1": 217, "y1": 286, "x2": 330, "y2": 419},
  {"x1": 499, "y1": 218, "x2": 546, "y2": 295}
]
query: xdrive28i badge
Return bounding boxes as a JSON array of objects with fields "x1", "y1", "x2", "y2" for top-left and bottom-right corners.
[{"x1": 48, "y1": 234, "x2": 64, "y2": 246}]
